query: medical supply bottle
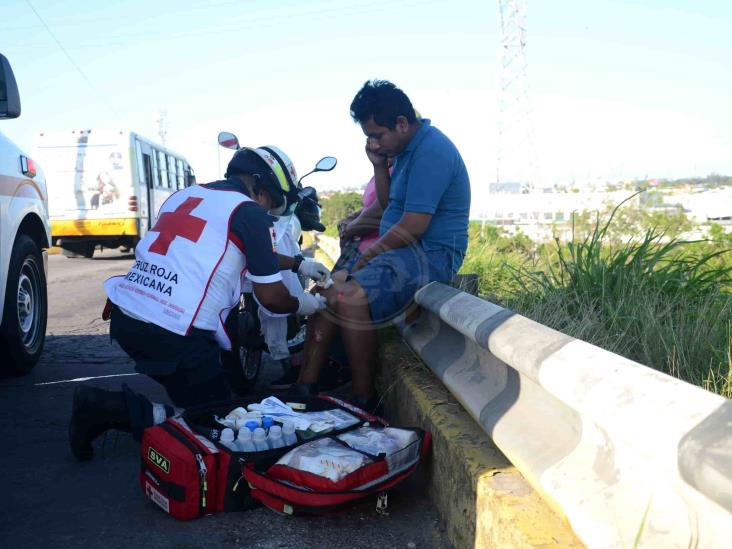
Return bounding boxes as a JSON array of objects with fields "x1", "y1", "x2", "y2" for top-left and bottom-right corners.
[
  {"x1": 268, "y1": 425, "x2": 284, "y2": 449},
  {"x1": 252, "y1": 428, "x2": 269, "y2": 451},
  {"x1": 220, "y1": 428, "x2": 237, "y2": 451},
  {"x1": 236, "y1": 428, "x2": 256, "y2": 452},
  {"x1": 281, "y1": 422, "x2": 298, "y2": 446}
]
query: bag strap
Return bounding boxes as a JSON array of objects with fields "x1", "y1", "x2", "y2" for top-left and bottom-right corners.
[
  {"x1": 141, "y1": 465, "x2": 187, "y2": 502},
  {"x1": 325, "y1": 434, "x2": 386, "y2": 461}
]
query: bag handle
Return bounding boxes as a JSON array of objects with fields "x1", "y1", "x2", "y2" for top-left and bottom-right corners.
[{"x1": 317, "y1": 395, "x2": 389, "y2": 426}]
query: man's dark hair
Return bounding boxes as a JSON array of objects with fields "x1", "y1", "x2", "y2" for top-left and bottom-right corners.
[{"x1": 350, "y1": 80, "x2": 417, "y2": 130}]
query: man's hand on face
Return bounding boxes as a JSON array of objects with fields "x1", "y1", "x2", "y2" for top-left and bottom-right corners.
[
  {"x1": 298, "y1": 258, "x2": 330, "y2": 284},
  {"x1": 365, "y1": 142, "x2": 388, "y2": 168}
]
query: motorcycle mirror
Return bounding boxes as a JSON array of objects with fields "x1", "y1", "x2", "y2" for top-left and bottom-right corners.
[
  {"x1": 218, "y1": 132, "x2": 240, "y2": 150},
  {"x1": 314, "y1": 156, "x2": 337, "y2": 172},
  {"x1": 298, "y1": 156, "x2": 337, "y2": 185}
]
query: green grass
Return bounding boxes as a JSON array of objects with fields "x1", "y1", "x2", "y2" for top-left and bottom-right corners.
[{"x1": 462, "y1": 200, "x2": 732, "y2": 397}]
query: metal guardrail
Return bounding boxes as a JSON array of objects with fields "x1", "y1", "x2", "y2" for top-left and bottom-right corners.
[
  {"x1": 314, "y1": 234, "x2": 340, "y2": 265},
  {"x1": 400, "y1": 282, "x2": 731, "y2": 548}
]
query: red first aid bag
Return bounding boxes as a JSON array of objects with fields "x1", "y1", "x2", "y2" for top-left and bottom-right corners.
[
  {"x1": 139, "y1": 395, "x2": 391, "y2": 520},
  {"x1": 140, "y1": 415, "x2": 236, "y2": 520},
  {"x1": 243, "y1": 426, "x2": 431, "y2": 516}
]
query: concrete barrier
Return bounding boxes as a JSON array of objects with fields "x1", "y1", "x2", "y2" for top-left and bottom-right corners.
[
  {"x1": 402, "y1": 282, "x2": 732, "y2": 548},
  {"x1": 379, "y1": 330, "x2": 582, "y2": 548},
  {"x1": 314, "y1": 234, "x2": 340, "y2": 265}
]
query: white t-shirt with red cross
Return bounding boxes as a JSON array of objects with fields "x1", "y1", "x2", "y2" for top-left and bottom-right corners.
[{"x1": 104, "y1": 182, "x2": 281, "y2": 350}]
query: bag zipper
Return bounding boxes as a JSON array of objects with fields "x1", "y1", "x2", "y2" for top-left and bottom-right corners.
[
  {"x1": 195, "y1": 454, "x2": 208, "y2": 509},
  {"x1": 160, "y1": 422, "x2": 208, "y2": 515}
]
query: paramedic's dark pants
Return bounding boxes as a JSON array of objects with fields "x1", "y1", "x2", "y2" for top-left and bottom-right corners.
[{"x1": 109, "y1": 305, "x2": 231, "y2": 438}]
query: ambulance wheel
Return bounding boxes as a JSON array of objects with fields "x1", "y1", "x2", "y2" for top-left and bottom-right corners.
[
  {"x1": 0, "y1": 235, "x2": 47, "y2": 375},
  {"x1": 222, "y1": 345, "x2": 262, "y2": 395}
]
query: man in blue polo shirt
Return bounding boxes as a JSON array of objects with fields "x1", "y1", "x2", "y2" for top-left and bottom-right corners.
[{"x1": 298, "y1": 80, "x2": 470, "y2": 410}]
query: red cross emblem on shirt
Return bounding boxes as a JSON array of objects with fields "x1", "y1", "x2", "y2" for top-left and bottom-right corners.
[{"x1": 148, "y1": 196, "x2": 207, "y2": 255}]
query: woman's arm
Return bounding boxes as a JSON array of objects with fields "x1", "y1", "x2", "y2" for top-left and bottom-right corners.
[{"x1": 342, "y1": 199, "x2": 384, "y2": 239}]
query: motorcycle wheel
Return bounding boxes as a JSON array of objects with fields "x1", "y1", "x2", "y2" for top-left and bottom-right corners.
[
  {"x1": 286, "y1": 322, "x2": 307, "y2": 354},
  {"x1": 221, "y1": 344, "x2": 263, "y2": 395}
]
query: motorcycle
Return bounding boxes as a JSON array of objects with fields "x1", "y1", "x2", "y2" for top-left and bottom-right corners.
[{"x1": 216, "y1": 132, "x2": 335, "y2": 394}]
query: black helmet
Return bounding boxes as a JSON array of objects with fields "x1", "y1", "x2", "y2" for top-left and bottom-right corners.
[
  {"x1": 225, "y1": 146, "x2": 299, "y2": 213},
  {"x1": 295, "y1": 186, "x2": 325, "y2": 232}
]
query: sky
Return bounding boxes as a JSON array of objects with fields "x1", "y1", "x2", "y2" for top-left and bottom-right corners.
[{"x1": 1, "y1": 0, "x2": 731, "y2": 216}]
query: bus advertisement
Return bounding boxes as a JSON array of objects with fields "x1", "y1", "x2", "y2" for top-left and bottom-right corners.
[{"x1": 35, "y1": 129, "x2": 195, "y2": 258}]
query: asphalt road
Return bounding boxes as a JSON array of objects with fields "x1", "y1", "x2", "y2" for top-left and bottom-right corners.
[{"x1": 0, "y1": 249, "x2": 447, "y2": 549}]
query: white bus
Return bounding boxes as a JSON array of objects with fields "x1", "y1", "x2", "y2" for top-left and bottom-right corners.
[{"x1": 36, "y1": 129, "x2": 195, "y2": 258}]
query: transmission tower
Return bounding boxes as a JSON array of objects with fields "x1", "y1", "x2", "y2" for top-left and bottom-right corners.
[{"x1": 496, "y1": 0, "x2": 536, "y2": 193}]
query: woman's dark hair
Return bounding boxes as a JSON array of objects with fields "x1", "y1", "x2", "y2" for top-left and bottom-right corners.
[{"x1": 350, "y1": 80, "x2": 417, "y2": 130}]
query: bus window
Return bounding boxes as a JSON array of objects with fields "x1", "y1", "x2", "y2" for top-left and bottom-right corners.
[
  {"x1": 167, "y1": 155, "x2": 176, "y2": 189},
  {"x1": 157, "y1": 150, "x2": 167, "y2": 188},
  {"x1": 150, "y1": 149, "x2": 160, "y2": 187},
  {"x1": 176, "y1": 159, "x2": 185, "y2": 189},
  {"x1": 135, "y1": 141, "x2": 146, "y2": 182}
]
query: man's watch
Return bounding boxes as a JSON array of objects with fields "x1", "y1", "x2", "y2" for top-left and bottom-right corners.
[{"x1": 291, "y1": 254, "x2": 305, "y2": 273}]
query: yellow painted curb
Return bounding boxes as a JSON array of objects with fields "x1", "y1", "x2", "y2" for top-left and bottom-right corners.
[
  {"x1": 378, "y1": 329, "x2": 582, "y2": 549},
  {"x1": 47, "y1": 246, "x2": 61, "y2": 255}
]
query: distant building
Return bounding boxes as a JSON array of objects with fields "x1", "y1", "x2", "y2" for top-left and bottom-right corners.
[
  {"x1": 475, "y1": 184, "x2": 732, "y2": 239},
  {"x1": 489, "y1": 182, "x2": 523, "y2": 194}
]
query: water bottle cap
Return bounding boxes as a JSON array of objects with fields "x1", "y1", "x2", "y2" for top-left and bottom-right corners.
[
  {"x1": 221, "y1": 428, "x2": 235, "y2": 441},
  {"x1": 245, "y1": 421, "x2": 259, "y2": 431},
  {"x1": 270, "y1": 425, "x2": 282, "y2": 435},
  {"x1": 237, "y1": 428, "x2": 252, "y2": 439},
  {"x1": 253, "y1": 427, "x2": 266, "y2": 439},
  {"x1": 281, "y1": 422, "x2": 295, "y2": 434},
  {"x1": 262, "y1": 416, "x2": 274, "y2": 429}
]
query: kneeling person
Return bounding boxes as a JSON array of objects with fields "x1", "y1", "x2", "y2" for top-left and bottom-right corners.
[{"x1": 69, "y1": 145, "x2": 329, "y2": 461}]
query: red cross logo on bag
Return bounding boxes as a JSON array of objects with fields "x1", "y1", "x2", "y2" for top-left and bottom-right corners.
[{"x1": 148, "y1": 196, "x2": 207, "y2": 255}]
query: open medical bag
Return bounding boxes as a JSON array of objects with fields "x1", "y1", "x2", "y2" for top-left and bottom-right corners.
[
  {"x1": 139, "y1": 394, "x2": 429, "y2": 520},
  {"x1": 243, "y1": 424, "x2": 431, "y2": 516}
]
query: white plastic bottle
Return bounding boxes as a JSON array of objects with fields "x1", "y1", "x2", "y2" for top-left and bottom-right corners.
[
  {"x1": 236, "y1": 428, "x2": 256, "y2": 452},
  {"x1": 252, "y1": 427, "x2": 269, "y2": 451},
  {"x1": 220, "y1": 428, "x2": 237, "y2": 451},
  {"x1": 268, "y1": 425, "x2": 285, "y2": 449},
  {"x1": 281, "y1": 422, "x2": 298, "y2": 446}
]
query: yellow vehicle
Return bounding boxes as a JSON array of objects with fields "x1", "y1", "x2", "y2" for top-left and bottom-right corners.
[{"x1": 36, "y1": 129, "x2": 195, "y2": 258}]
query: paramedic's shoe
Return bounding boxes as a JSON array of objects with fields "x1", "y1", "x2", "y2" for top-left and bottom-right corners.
[{"x1": 69, "y1": 385, "x2": 130, "y2": 461}]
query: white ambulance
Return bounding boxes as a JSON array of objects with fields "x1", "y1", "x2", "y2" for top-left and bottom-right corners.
[{"x1": 0, "y1": 54, "x2": 51, "y2": 373}]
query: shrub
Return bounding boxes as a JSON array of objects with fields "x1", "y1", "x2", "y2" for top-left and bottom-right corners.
[{"x1": 505, "y1": 197, "x2": 732, "y2": 394}]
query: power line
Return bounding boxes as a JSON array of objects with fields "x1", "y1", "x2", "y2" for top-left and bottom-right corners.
[{"x1": 24, "y1": 0, "x2": 119, "y2": 118}]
